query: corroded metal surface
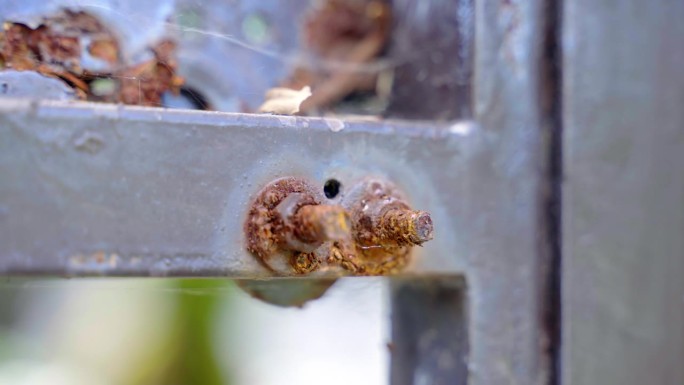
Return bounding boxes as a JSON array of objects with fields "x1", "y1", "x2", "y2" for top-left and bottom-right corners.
[
  {"x1": 243, "y1": 177, "x2": 322, "y2": 273},
  {"x1": 337, "y1": 177, "x2": 430, "y2": 275},
  {"x1": 243, "y1": 176, "x2": 431, "y2": 277}
]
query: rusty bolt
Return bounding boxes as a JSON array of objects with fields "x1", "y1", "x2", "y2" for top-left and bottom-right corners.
[
  {"x1": 246, "y1": 177, "x2": 433, "y2": 277},
  {"x1": 245, "y1": 177, "x2": 351, "y2": 275},
  {"x1": 346, "y1": 179, "x2": 434, "y2": 249},
  {"x1": 378, "y1": 208, "x2": 433, "y2": 246},
  {"x1": 292, "y1": 205, "x2": 352, "y2": 243},
  {"x1": 274, "y1": 191, "x2": 351, "y2": 252}
]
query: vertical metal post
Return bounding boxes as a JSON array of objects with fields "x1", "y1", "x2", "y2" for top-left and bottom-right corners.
[
  {"x1": 388, "y1": 1, "x2": 554, "y2": 384},
  {"x1": 390, "y1": 277, "x2": 468, "y2": 385},
  {"x1": 562, "y1": 1, "x2": 684, "y2": 384}
]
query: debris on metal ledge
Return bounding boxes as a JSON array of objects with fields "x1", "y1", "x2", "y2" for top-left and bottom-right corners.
[
  {"x1": 257, "y1": 86, "x2": 312, "y2": 115},
  {"x1": 0, "y1": 10, "x2": 184, "y2": 106}
]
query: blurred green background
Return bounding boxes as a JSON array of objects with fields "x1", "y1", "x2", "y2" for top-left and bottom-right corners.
[{"x1": 0, "y1": 278, "x2": 388, "y2": 385}]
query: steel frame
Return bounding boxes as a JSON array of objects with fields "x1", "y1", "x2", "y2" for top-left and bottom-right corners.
[{"x1": 0, "y1": 1, "x2": 554, "y2": 384}]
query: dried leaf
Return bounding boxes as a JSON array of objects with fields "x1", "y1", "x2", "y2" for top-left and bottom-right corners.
[
  {"x1": 0, "y1": 11, "x2": 184, "y2": 107},
  {"x1": 258, "y1": 86, "x2": 312, "y2": 115}
]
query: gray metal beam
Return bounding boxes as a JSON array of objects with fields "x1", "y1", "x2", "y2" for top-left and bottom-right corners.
[
  {"x1": 0, "y1": 99, "x2": 476, "y2": 277},
  {"x1": 563, "y1": 1, "x2": 684, "y2": 384}
]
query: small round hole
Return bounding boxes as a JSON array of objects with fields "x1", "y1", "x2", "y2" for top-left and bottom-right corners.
[{"x1": 324, "y1": 179, "x2": 341, "y2": 199}]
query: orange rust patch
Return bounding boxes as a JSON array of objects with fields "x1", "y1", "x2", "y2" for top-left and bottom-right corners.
[{"x1": 290, "y1": 252, "x2": 321, "y2": 275}]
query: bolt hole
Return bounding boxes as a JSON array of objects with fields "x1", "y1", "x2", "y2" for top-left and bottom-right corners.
[{"x1": 324, "y1": 179, "x2": 341, "y2": 199}]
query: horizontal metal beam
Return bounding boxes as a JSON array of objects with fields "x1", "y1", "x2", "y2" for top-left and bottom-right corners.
[{"x1": 0, "y1": 99, "x2": 487, "y2": 277}]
